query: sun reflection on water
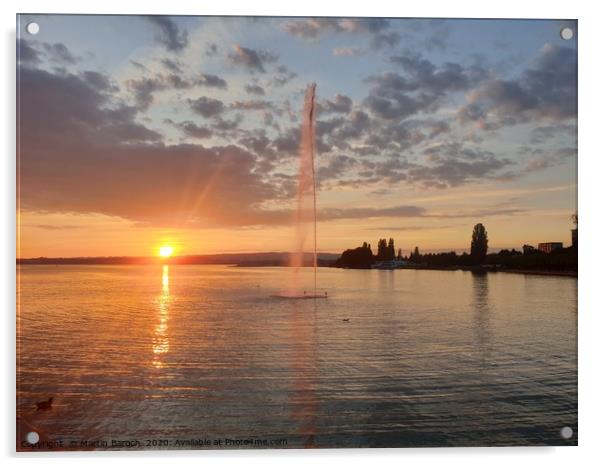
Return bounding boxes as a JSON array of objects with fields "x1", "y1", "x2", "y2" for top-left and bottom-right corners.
[{"x1": 152, "y1": 265, "x2": 170, "y2": 368}]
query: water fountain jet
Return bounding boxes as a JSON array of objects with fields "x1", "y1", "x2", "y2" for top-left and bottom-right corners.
[{"x1": 274, "y1": 83, "x2": 326, "y2": 299}]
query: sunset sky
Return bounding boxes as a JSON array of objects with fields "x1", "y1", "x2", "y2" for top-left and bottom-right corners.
[{"x1": 17, "y1": 15, "x2": 577, "y2": 258}]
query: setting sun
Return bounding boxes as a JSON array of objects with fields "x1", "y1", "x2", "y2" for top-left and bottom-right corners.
[{"x1": 158, "y1": 246, "x2": 174, "y2": 258}]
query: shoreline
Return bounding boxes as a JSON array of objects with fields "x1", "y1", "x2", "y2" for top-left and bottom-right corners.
[
  {"x1": 16, "y1": 262, "x2": 577, "y2": 277},
  {"x1": 496, "y1": 268, "x2": 577, "y2": 277},
  {"x1": 333, "y1": 265, "x2": 577, "y2": 277},
  {"x1": 194, "y1": 262, "x2": 579, "y2": 277}
]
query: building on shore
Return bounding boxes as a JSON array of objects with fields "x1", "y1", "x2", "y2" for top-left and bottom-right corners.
[
  {"x1": 372, "y1": 259, "x2": 409, "y2": 269},
  {"x1": 538, "y1": 242, "x2": 563, "y2": 254},
  {"x1": 571, "y1": 228, "x2": 578, "y2": 248}
]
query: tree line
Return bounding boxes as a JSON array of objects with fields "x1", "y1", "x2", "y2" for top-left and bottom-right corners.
[{"x1": 334, "y1": 223, "x2": 576, "y2": 271}]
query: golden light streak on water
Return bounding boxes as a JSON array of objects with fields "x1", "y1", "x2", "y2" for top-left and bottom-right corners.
[{"x1": 152, "y1": 265, "x2": 170, "y2": 367}]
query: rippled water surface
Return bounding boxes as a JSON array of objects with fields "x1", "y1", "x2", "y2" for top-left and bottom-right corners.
[{"x1": 17, "y1": 265, "x2": 577, "y2": 449}]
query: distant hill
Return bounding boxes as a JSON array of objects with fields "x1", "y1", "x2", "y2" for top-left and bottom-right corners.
[{"x1": 17, "y1": 252, "x2": 340, "y2": 266}]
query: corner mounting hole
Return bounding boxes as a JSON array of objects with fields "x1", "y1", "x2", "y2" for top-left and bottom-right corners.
[
  {"x1": 26, "y1": 431, "x2": 40, "y2": 444},
  {"x1": 560, "y1": 426, "x2": 573, "y2": 439},
  {"x1": 26, "y1": 22, "x2": 40, "y2": 35},
  {"x1": 560, "y1": 27, "x2": 573, "y2": 40}
]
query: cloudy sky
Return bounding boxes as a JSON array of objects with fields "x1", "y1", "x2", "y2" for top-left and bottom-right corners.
[{"x1": 17, "y1": 15, "x2": 577, "y2": 257}]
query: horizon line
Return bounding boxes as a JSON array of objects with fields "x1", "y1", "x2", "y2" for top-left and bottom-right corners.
[{"x1": 16, "y1": 245, "x2": 549, "y2": 261}]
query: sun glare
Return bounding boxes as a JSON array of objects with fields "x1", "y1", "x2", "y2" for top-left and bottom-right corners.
[{"x1": 159, "y1": 246, "x2": 174, "y2": 258}]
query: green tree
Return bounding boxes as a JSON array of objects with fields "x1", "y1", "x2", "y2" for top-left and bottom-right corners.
[
  {"x1": 376, "y1": 238, "x2": 387, "y2": 260},
  {"x1": 470, "y1": 223, "x2": 489, "y2": 264},
  {"x1": 387, "y1": 238, "x2": 395, "y2": 260}
]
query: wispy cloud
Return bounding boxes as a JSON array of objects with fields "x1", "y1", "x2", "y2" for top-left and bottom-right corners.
[
  {"x1": 228, "y1": 45, "x2": 278, "y2": 73},
  {"x1": 146, "y1": 16, "x2": 189, "y2": 52},
  {"x1": 332, "y1": 47, "x2": 363, "y2": 57}
]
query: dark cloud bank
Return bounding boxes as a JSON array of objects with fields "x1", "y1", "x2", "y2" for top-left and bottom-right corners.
[{"x1": 17, "y1": 35, "x2": 576, "y2": 228}]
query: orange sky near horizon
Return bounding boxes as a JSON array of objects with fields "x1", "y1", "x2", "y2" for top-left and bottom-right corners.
[{"x1": 18, "y1": 181, "x2": 576, "y2": 258}]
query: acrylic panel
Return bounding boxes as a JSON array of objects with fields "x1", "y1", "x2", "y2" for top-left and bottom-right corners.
[{"x1": 16, "y1": 14, "x2": 577, "y2": 451}]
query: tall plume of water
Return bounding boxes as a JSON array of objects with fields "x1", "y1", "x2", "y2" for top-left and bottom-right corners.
[{"x1": 289, "y1": 83, "x2": 318, "y2": 296}]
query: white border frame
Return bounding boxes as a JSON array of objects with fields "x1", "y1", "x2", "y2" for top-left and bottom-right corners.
[{"x1": 3, "y1": 1, "x2": 600, "y2": 465}]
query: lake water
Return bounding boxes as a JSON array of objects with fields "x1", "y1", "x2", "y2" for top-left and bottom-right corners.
[{"x1": 16, "y1": 265, "x2": 577, "y2": 449}]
